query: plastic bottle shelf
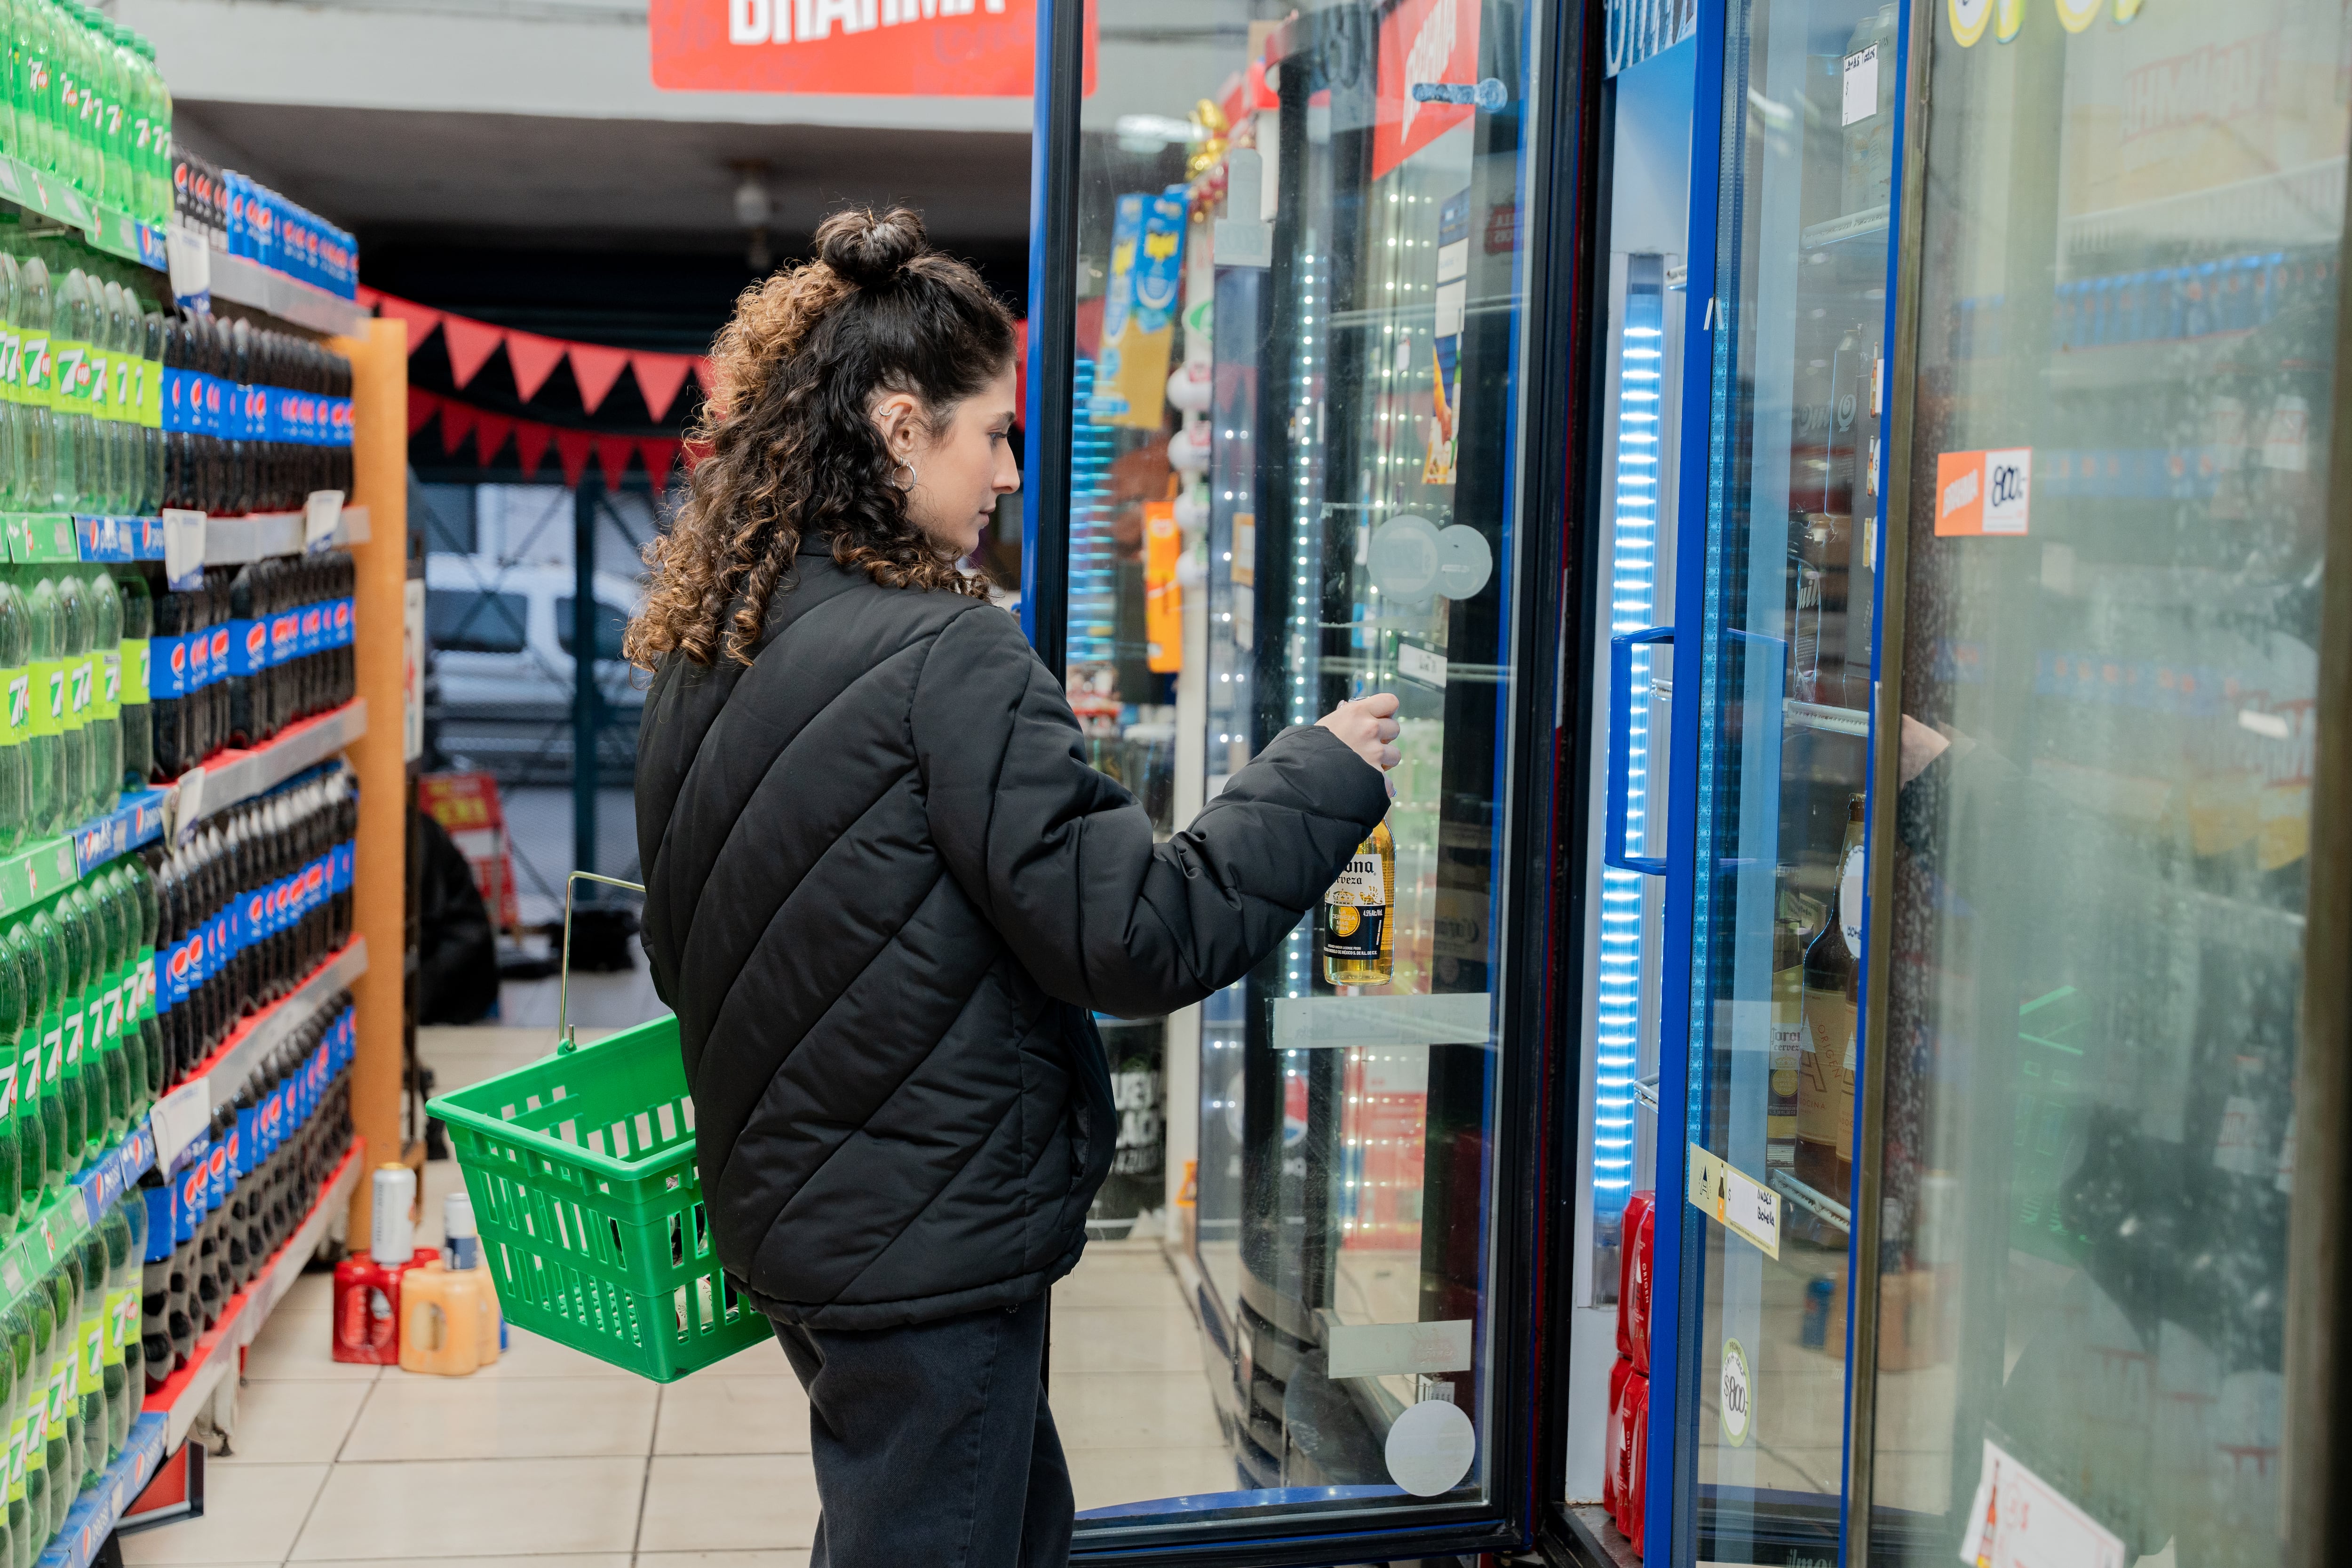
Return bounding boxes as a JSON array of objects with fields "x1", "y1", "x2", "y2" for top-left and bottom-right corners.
[
  {"x1": 165, "y1": 699, "x2": 367, "y2": 837},
  {"x1": 0, "y1": 156, "x2": 165, "y2": 275},
  {"x1": 35, "y1": 1411, "x2": 169, "y2": 1568},
  {"x1": 70, "y1": 509, "x2": 370, "y2": 567},
  {"x1": 157, "y1": 939, "x2": 367, "y2": 1122},
  {"x1": 141, "y1": 1143, "x2": 361, "y2": 1451},
  {"x1": 190, "y1": 242, "x2": 370, "y2": 339}
]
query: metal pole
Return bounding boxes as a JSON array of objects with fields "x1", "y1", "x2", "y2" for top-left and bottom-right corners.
[{"x1": 572, "y1": 474, "x2": 600, "y2": 880}]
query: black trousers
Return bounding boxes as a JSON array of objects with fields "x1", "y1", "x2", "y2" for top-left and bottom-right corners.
[{"x1": 770, "y1": 1292, "x2": 1073, "y2": 1566}]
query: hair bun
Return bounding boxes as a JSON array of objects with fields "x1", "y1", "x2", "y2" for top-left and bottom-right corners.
[{"x1": 815, "y1": 206, "x2": 927, "y2": 288}]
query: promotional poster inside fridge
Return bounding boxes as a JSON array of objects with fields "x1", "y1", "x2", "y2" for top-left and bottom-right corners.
[{"x1": 1021, "y1": 0, "x2": 1587, "y2": 1557}]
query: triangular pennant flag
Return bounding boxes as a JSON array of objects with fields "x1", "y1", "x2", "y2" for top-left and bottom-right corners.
[
  {"x1": 640, "y1": 438, "x2": 680, "y2": 493},
  {"x1": 690, "y1": 357, "x2": 715, "y2": 395},
  {"x1": 596, "y1": 435, "x2": 637, "y2": 491},
  {"x1": 474, "y1": 411, "x2": 516, "y2": 468},
  {"x1": 631, "y1": 353, "x2": 695, "y2": 424},
  {"x1": 568, "y1": 344, "x2": 631, "y2": 415},
  {"x1": 504, "y1": 332, "x2": 570, "y2": 404},
  {"x1": 437, "y1": 398, "x2": 477, "y2": 456},
  {"x1": 554, "y1": 429, "x2": 596, "y2": 490},
  {"x1": 514, "y1": 420, "x2": 554, "y2": 479},
  {"x1": 441, "y1": 316, "x2": 508, "y2": 390},
  {"x1": 406, "y1": 388, "x2": 441, "y2": 437},
  {"x1": 374, "y1": 292, "x2": 445, "y2": 349}
]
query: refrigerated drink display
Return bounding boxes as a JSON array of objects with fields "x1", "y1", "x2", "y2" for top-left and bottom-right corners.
[
  {"x1": 1040, "y1": 0, "x2": 1554, "y2": 1531},
  {"x1": 1854, "y1": 0, "x2": 2350, "y2": 1560}
]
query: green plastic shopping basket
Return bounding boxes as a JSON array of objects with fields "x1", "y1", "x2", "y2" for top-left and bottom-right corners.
[{"x1": 426, "y1": 874, "x2": 771, "y2": 1381}]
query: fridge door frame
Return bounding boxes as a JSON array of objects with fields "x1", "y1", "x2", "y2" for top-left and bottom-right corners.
[{"x1": 1017, "y1": 0, "x2": 1605, "y2": 1559}]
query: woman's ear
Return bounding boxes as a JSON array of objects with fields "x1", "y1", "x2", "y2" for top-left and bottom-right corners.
[{"x1": 871, "y1": 391, "x2": 922, "y2": 456}]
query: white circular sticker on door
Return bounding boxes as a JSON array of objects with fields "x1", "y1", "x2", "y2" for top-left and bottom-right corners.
[
  {"x1": 1720, "y1": 1338, "x2": 1752, "y2": 1447},
  {"x1": 1436, "y1": 525, "x2": 1494, "y2": 600},
  {"x1": 1385, "y1": 1397, "x2": 1477, "y2": 1496},
  {"x1": 1368, "y1": 515, "x2": 1444, "y2": 604}
]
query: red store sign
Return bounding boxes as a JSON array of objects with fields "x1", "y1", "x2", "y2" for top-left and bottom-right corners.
[{"x1": 649, "y1": 0, "x2": 1094, "y2": 96}]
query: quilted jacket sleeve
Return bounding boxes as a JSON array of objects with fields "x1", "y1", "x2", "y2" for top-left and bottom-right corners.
[{"x1": 912, "y1": 603, "x2": 1392, "y2": 1018}]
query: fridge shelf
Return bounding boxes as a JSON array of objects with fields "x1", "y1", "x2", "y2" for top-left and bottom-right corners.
[
  {"x1": 1785, "y1": 699, "x2": 1869, "y2": 738},
  {"x1": 1768, "y1": 1167, "x2": 1851, "y2": 1233},
  {"x1": 1801, "y1": 204, "x2": 1891, "y2": 252}
]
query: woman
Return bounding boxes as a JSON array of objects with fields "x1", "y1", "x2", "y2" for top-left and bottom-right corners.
[{"x1": 627, "y1": 207, "x2": 1398, "y2": 1565}]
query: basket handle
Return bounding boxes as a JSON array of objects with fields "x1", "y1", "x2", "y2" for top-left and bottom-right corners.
[{"x1": 558, "y1": 871, "x2": 647, "y2": 1054}]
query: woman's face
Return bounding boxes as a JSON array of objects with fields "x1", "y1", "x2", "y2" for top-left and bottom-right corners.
[{"x1": 873, "y1": 364, "x2": 1022, "y2": 561}]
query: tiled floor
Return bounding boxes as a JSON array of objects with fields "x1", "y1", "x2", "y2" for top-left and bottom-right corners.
[{"x1": 120, "y1": 1027, "x2": 1232, "y2": 1567}]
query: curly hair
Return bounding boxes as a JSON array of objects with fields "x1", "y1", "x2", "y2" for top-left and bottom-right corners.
[{"x1": 623, "y1": 206, "x2": 1017, "y2": 669}]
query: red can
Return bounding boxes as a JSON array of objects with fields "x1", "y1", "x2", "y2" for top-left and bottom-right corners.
[{"x1": 1620, "y1": 1192, "x2": 1656, "y2": 1375}]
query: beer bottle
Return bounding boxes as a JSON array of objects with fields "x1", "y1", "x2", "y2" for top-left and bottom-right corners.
[
  {"x1": 1798, "y1": 795, "x2": 1866, "y2": 1196},
  {"x1": 1768, "y1": 868, "x2": 1817, "y2": 1170},
  {"x1": 1321, "y1": 819, "x2": 1395, "y2": 987}
]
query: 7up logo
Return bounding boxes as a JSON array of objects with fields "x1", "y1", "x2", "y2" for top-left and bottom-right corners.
[
  {"x1": 44, "y1": 669, "x2": 63, "y2": 720},
  {"x1": 7, "y1": 675, "x2": 26, "y2": 735}
]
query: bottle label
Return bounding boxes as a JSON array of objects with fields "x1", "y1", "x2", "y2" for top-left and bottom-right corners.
[
  {"x1": 1839, "y1": 842, "x2": 1866, "y2": 958},
  {"x1": 120, "y1": 639, "x2": 148, "y2": 707},
  {"x1": 0, "y1": 328, "x2": 20, "y2": 407},
  {"x1": 77, "y1": 1317, "x2": 101, "y2": 1396},
  {"x1": 61, "y1": 1004, "x2": 80, "y2": 1071},
  {"x1": 142, "y1": 353, "x2": 163, "y2": 429},
  {"x1": 85, "y1": 349, "x2": 110, "y2": 420},
  {"x1": 28, "y1": 659, "x2": 62, "y2": 739},
  {"x1": 4, "y1": 1413, "x2": 21, "y2": 1501},
  {"x1": 84, "y1": 995, "x2": 106, "y2": 1059},
  {"x1": 105, "y1": 1287, "x2": 133, "y2": 1364},
  {"x1": 19, "y1": 331, "x2": 50, "y2": 406},
  {"x1": 0, "y1": 668, "x2": 24, "y2": 747},
  {"x1": 43, "y1": 1016, "x2": 61, "y2": 1084},
  {"x1": 44, "y1": 1360, "x2": 68, "y2": 1425},
  {"x1": 1321, "y1": 848, "x2": 1389, "y2": 964},
  {"x1": 105, "y1": 971, "x2": 124, "y2": 1042},
  {"x1": 67, "y1": 654, "x2": 92, "y2": 724},
  {"x1": 138, "y1": 953, "x2": 155, "y2": 1019},
  {"x1": 49, "y1": 338, "x2": 87, "y2": 414},
  {"x1": 99, "y1": 649, "x2": 119, "y2": 721}
]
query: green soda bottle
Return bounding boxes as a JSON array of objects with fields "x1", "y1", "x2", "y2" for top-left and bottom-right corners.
[
  {"x1": 0, "y1": 933, "x2": 22, "y2": 1244},
  {"x1": 42, "y1": 1268, "x2": 73, "y2": 1538},
  {"x1": 18, "y1": 0, "x2": 52, "y2": 176},
  {"x1": 48, "y1": 265, "x2": 84, "y2": 515},
  {"x1": 0, "y1": 250, "x2": 21, "y2": 513},
  {"x1": 1, "y1": 1299, "x2": 27, "y2": 1568},
  {"x1": 0, "y1": 562, "x2": 25, "y2": 858},
  {"x1": 50, "y1": 565, "x2": 86, "y2": 827},
  {"x1": 20, "y1": 1276, "x2": 49, "y2": 1551},
  {"x1": 106, "y1": 868, "x2": 139, "y2": 1128},
  {"x1": 91, "y1": 279, "x2": 120, "y2": 513},
  {"x1": 22, "y1": 566, "x2": 61, "y2": 840},
  {"x1": 78, "y1": 879, "x2": 121, "y2": 1146},
  {"x1": 138, "y1": 310, "x2": 163, "y2": 516},
  {"x1": 13, "y1": 257, "x2": 52, "y2": 514},
  {"x1": 62, "y1": 886, "x2": 105, "y2": 1159},
  {"x1": 72, "y1": 1230, "x2": 101, "y2": 1487},
  {"x1": 24, "y1": 908, "x2": 64, "y2": 1194},
  {"x1": 46, "y1": 899, "x2": 83, "y2": 1171},
  {"x1": 123, "y1": 857, "x2": 158, "y2": 1103},
  {"x1": 83, "y1": 565, "x2": 116, "y2": 816},
  {"x1": 3, "y1": 925, "x2": 41, "y2": 1222},
  {"x1": 97, "y1": 1206, "x2": 128, "y2": 1461}
]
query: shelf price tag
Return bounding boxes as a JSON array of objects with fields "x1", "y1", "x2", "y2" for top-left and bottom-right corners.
[
  {"x1": 303, "y1": 490, "x2": 345, "y2": 553},
  {"x1": 1958, "y1": 1439, "x2": 2125, "y2": 1568},
  {"x1": 1688, "y1": 1143, "x2": 1781, "y2": 1259},
  {"x1": 161, "y1": 509, "x2": 207, "y2": 591}
]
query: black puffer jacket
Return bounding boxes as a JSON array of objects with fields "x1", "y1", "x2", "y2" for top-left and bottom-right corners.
[{"x1": 636, "y1": 544, "x2": 1389, "y2": 1329}]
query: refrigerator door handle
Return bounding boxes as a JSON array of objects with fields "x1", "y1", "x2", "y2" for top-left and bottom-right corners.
[{"x1": 1605, "y1": 625, "x2": 1674, "y2": 875}]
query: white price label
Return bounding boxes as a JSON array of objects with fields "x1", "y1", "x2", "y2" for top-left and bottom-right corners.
[
  {"x1": 161, "y1": 509, "x2": 207, "y2": 591},
  {"x1": 304, "y1": 490, "x2": 345, "y2": 552},
  {"x1": 148, "y1": 1078, "x2": 210, "y2": 1172},
  {"x1": 1688, "y1": 1143, "x2": 1782, "y2": 1259},
  {"x1": 1842, "y1": 44, "x2": 1880, "y2": 126}
]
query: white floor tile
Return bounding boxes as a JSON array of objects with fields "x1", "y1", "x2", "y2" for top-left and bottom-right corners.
[
  {"x1": 241, "y1": 1302, "x2": 384, "y2": 1384},
  {"x1": 652, "y1": 1376, "x2": 809, "y2": 1457},
  {"x1": 119, "y1": 1461, "x2": 328, "y2": 1564},
  {"x1": 1051, "y1": 1369, "x2": 1225, "y2": 1450},
  {"x1": 636, "y1": 1455, "x2": 818, "y2": 1553},
  {"x1": 1066, "y1": 1443, "x2": 1243, "y2": 1513},
  {"x1": 468, "y1": 1324, "x2": 643, "y2": 1381},
  {"x1": 290, "y1": 1456, "x2": 647, "y2": 1560},
  {"x1": 635, "y1": 1555, "x2": 812, "y2": 1567},
  {"x1": 342, "y1": 1371, "x2": 660, "y2": 1461},
  {"x1": 219, "y1": 1378, "x2": 370, "y2": 1465},
  {"x1": 1049, "y1": 1305, "x2": 1205, "y2": 1374}
]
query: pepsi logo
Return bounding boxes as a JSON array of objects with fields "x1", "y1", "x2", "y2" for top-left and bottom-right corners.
[
  {"x1": 169, "y1": 644, "x2": 185, "y2": 676},
  {"x1": 244, "y1": 626, "x2": 265, "y2": 657},
  {"x1": 211, "y1": 629, "x2": 229, "y2": 658}
]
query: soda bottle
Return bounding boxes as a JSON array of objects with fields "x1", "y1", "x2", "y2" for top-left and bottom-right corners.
[
  {"x1": 48, "y1": 896, "x2": 85, "y2": 1170},
  {"x1": 67, "y1": 884, "x2": 112, "y2": 1154},
  {"x1": 16, "y1": 1286, "x2": 44, "y2": 1560},
  {"x1": 112, "y1": 1200, "x2": 140, "y2": 1446},
  {"x1": 18, "y1": 571, "x2": 56, "y2": 839},
  {"x1": 71, "y1": 1230, "x2": 100, "y2": 1488},
  {"x1": 48, "y1": 565, "x2": 85, "y2": 827},
  {"x1": 127, "y1": 850, "x2": 160, "y2": 1100},
  {"x1": 14, "y1": 257, "x2": 53, "y2": 513},
  {"x1": 95, "y1": 279, "x2": 123, "y2": 512},
  {"x1": 23, "y1": 909, "x2": 63, "y2": 1193},
  {"x1": 42, "y1": 1266, "x2": 75, "y2": 1536},
  {"x1": 0, "y1": 251, "x2": 21, "y2": 512},
  {"x1": 0, "y1": 931, "x2": 21, "y2": 1244},
  {"x1": 97, "y1": 1205, "x2": 129, "y2": 1461},
  {"x1": 84, "y1": 565, "x2": 116, "y2": 814},
  {"x1": 2, "y1": 927, "x2": 40, "y2": 1224},
  {"x1": 139, "y1": 310, "x2": 163, "y2": 514},
  {"x1": 0, "y1": 570, "x2": 26, "y2": 857},
  {"x1": 97, "y1": 868, "x2": 135, "y2": 1132},
  {"x1": 49, "y1": 265, "x2": 87, "y2": 514}
]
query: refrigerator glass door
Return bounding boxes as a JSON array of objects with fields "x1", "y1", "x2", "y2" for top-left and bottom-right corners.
[
  {"x1": 1653, "y1": 0, "x2": 1902, "y2": 1555},
  {"x1": 1865, "y1": 0, "x2": 2346, "y2": 1560},
  {"x1": 1038, "y1": 0, "x2": 1551, "y2": 1552}
]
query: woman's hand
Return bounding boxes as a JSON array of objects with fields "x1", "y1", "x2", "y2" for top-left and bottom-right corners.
[{"x1": 1319, "y1": 693, "x2": 1402, "y2": 772}]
